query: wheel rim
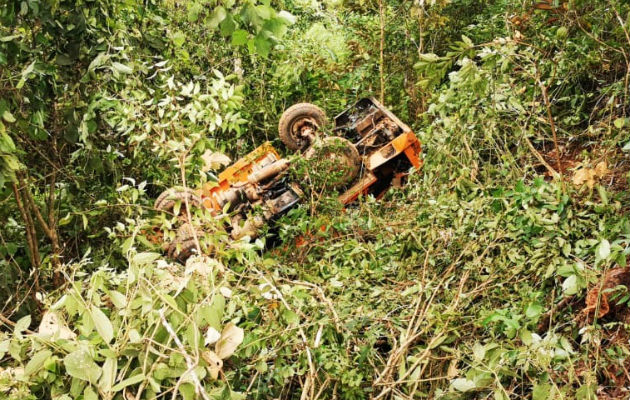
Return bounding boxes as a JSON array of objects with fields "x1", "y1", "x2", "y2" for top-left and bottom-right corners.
[{"x1": 290, "y1": 116, "x2": 320, "y2": 149}]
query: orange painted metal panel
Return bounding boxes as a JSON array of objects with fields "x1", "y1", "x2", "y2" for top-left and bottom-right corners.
[{"x1": 199, "y1": 142, "x2": 280, "y2": 212}]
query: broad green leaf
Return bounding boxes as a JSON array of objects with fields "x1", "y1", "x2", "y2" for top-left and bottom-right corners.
[
  {"x1": 0, "y1": 35, "x2": 21, "y2": 42},
  {"x1": 112, "y1": 62, "x2": 133, "y2": 74},
  {"x1": 154, "y1": 363, "x2": 186, "y2": 380},
  {"x1": 98, "y1": 357, "x2": 117, "y2": 392},
  {"x1": 494, "y1": 389, "x2": 509, "y2": 400},
  {"x1": 14, "y1": 315, "x2": 31, "y2": 336},
  {"x1": 172, "y1": 31, "x2": 186, "y2": 48},
  {"x1": 562, "y1": 275, "x2": 578, "y2": 295},
  {"x1": 179, "y1": 383, "x2": 195, "y2": 400},
  {"x1": 256, "y1": 359, "x2": 268, "y2": 373},
  {"x1": 16, "y1": 61, "x2": 35, "y2": 89},
  {"x1": 70, "y1": 378, "x2": 84, "y2": 398},
  {"x1": 121, "y1": 236, "x2": 134, "y2": 255},
  {"x1": 525, "y1": 303, "x2": 543, "y2": 318},
  {"x1": 220, "y1": 15, "x2": 236, "y2": 36},
  {"x1": 0, "y1": 340, "x2": 9, "y2": 359},
  {"x1": 278, "y1": 10, "x2": 296, "y2": 25},
  {"x1": 133, "y1": 252, "x2": 160, "y2": 265},
  {"x1": 24, "y1": 350, "x2": 52, "y2": 376},
  {"x1": 614, "y1": 117, "x2": 629, "y2": 129},
  {"x1": 202, "y1": 294, "x2": 225, "y2": 330},
  {"x1": 597, "y1": 185, "x2": 608, "y2": 205},
  {"x1": 90, "y1": 305, "x2": 114, "y2": 343},
  {"x1": 472, "y1": 342, "x2": 485, "y2": 361},
  {"x1": 555, "y1": 26, "x2": 568, "y2": 40},
  {"x1": 282, "y1": 309, "x2": 298, "y2": 324},
  {"x1": 215, "y1": 322, "x2": 244, "y2": 359},
  {"x1": 597, "y1": 239, "x2": 610, "y2": 260},
  {"x1": 9, "y1": 339, "x2": 22, "y2": 361},
  {"x1": 576, "y1": 383, "x2": 597, "y2": 400},
  {"x1": 207, "y1": 6, "x2": 227, "y2": 29},
  {"x1": 254, "y1": 34, "x2": 271, "y2": 58},
  {"x1": 451, "y1": 378, "x2": 476, "y2": 392},
  {"x1": 263, "y1": 18, "x2": 288, "y2": 38},
  {"x1": 87, "y1": 52, "x2": 108, "y2": 72},
  {"x1": 2, "y1": 110, "x2": 16, "y2": 123},
  {"x1": 461, "y1": 34, "x2": 474, "y2": 46},
  {"x1": 64, "y1": 349, "x2": 101, "y2": 383},
  {"x1": 111, "y1": 373, "x2": 145, "y2": 391},
  {"x1": 0, "y1": 132, "x2": 16, "y2": 153},
  {"x1": 418, "y1": 53, "x2": 440, "y2": 62},
  {"x1": 128, "y1": 328, "x2": 142, "y2": 344},
  {"x1": 255, "y1": 5, "x2": 274, "y2": 19},
  {"x1": 108, "y1": 290, "x2": 127, "y2": 309},
  {"x1": 187, "y1": 2, "x2": 202, "y2": 22},
  {"x1": 532, "y1": 383, "x2": 551, "y2": 400},
  {"x1": 83, "y1": 386, "x2": 98, "y2": 400}
]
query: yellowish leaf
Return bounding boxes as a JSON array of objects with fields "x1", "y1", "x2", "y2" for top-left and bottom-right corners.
[
  {"x1": 215, "y1": 322, "x2": 244, "y2": 359},
  {"x1": 572, "y1": 168, "x2": 595, "y2": 188},
  {"x1": 38, "y1": 311, "x2": 76, "y2": 340},
  {"x1": 201, "y1": 350, "x2": 223, "y2": 379},
  {"x1": 201, "y1": 150, "x2": 231, "y2": 172},
  {"x1": 594, "y1": 161, "x2": 609, "y2": 178}
]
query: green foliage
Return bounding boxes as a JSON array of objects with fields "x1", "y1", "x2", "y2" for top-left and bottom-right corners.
[
  {"x1": 0, "y1": 119, "x2": 21, "y2": 188},
  {"x1": 1, "y1": 0, "x2": 630, "y2": 399},
  {"x1": 181, "y1": 0, "x2": 296, "y2": 57},
  {"x1": 0, "y1": 250, "x2": 249, "y2": 399}
]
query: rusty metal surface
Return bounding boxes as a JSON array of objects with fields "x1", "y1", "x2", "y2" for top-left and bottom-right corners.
[
  {"x1": 248, "y1": 159, "x2": 290, "y2": 184},
  {"x1": 338, "y1": 171, "x2": 378, "y2": 204},
  {"x1": 364, "y1": 132, "x2": 421, "y2": 171}
]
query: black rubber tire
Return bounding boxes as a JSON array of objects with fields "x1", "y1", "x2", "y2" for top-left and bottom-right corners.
[
  {"x1": 167, "y1": 223, "x2": 200, "y2": 262},
  {"x1": 154, "y1": 187, "x2": 202, "y2": 214},
  {"x1": 304, "y1": 136, "x2": 361, "y2": 189},
  {"x1": 167, "y1": 238, "x2": 198, "y2": 263},
  {"x1": 168, "y1": 222, "x2": 221, "y2": 263},
  {"x1": 278, "y1": 103, "x2": 328, "y2": 151}
]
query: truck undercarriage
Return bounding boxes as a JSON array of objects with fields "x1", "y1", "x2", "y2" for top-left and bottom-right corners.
[{"x1": 154, "y1": 97, "x2": 423, "y2": 262}]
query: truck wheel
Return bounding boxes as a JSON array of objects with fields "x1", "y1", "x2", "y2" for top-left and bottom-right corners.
[
  {"x1": 278, "y1": 103, "x2": 328, "y2": 151},
  {"x1": 304, "y1": 136, "x2": 361, "y2": 189},
  {"x1": 154, "y1": 187, "x2": 202, "y2": 214},
  {"x1": 168, "y1": 223, "x2": 200, "y2": 262},
  {"x1": 168, "y1": 222, "x2": 220, "y2": 263},
  {"x1": 168, "y1": 238, "x2": 198, "y2": 263}
]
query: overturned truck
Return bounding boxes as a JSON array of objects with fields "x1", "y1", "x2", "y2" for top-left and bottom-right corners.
[{"x1": 154, "y1": 98, "x2": 423, "y2": 261}]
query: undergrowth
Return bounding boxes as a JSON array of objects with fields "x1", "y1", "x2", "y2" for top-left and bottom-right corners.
[{"x1": 1, "y1": 0, "x2": 630, "y2": 399}]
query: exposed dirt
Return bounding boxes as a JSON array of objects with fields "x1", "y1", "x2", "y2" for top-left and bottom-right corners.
[
  {"x1": 583, "y1": 267, "x2": 630, "y2": 322},
  {"x1": 534, "y1": 142, "x2": 628, "y2": 196}
]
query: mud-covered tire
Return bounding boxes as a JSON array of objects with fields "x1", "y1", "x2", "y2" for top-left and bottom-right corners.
[
  {"x1": 167, "y1": 223, "x2": 220, "y2": 263},
  {"x1": 304, "y1": 136, "x2": 361, "y2": 189},
  {"x1": 167, "y1": 223, "x2": 201, "y2": 262},
  {"x1": 278, "y1": 103, "x2": 328, "y2": 151},
  {"x1": 154, "y1": 187, "x2": 202, "y2": 214},
  {"x1": 170, "y1": 239, "x2": 198, "y2": 263}
]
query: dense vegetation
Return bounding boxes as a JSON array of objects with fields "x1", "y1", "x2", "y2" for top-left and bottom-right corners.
[{"x1": 1, "y1": 0, "x2": 629, "y2": 399}]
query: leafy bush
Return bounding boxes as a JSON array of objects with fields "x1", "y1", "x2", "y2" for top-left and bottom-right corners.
[{"x1": 1, "y1": 0, "x2": 629, "y2": 399}]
